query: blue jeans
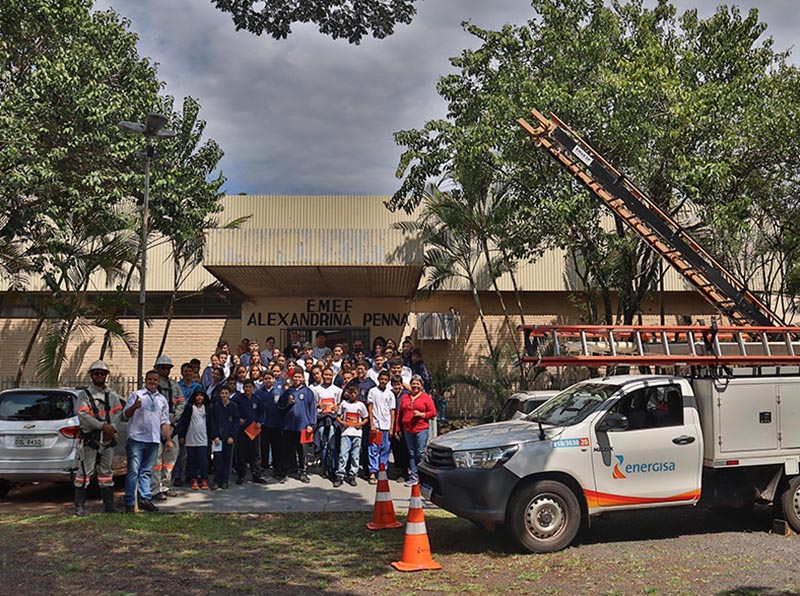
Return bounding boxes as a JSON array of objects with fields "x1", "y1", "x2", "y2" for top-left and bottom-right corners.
[
  {"x1": 337, "y1": 434, "x2": 361, "y2": 479},
  {"x1": 125, "y1": 439, "x2": 159, "y2": 506},
  {"x1": 405, "y1": 428, "x2": 429, "y2": 479},
  {"x1": 367, "y1": 429, "x2": 391, "y2": 475}
]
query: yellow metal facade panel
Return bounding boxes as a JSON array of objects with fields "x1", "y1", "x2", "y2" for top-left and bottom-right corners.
[
  {"x1": 218, "y1": 195, "x2": 416, "y2": 230},
  {"x1": 204, "y1": 228, "x2": 422, "y2": 267}
]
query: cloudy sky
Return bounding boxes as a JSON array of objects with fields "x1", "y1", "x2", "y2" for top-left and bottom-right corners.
[{"x1": 95, "y1": 0, "x2": 799, "y2": 197}]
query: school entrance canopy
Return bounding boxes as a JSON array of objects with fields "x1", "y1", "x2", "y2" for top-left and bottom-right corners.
[{"x1": 202, "y1": 196, "x2": 425, "y2": 298}]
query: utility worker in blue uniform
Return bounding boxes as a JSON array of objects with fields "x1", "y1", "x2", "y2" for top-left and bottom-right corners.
[
  {"x1": 277, "y1": 368, "x2": 317, "y2": 483},
  {"x1": 233, "y1": 379, "x2": 266, "y2": 484}
]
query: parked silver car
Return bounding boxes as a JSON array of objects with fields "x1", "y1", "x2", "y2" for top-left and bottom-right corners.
[{"x1": 0, "y1": 387, "x2": 127, "y2": 498}]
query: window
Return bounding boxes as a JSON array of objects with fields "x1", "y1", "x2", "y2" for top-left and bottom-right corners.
[
  {"x1": 0, "y1": 391, "x2": 74, "y2": 421},
  {"x1": 417, "y1": 313, "x2": 455, "y2": 340},
  {"x1": 610, "y1": 385, "x2": 683, "y2": 430}
]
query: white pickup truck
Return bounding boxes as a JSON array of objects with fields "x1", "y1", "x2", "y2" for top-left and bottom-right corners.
[{"x1": 418, "y1": 373, "x2": 800, "y2": 552}]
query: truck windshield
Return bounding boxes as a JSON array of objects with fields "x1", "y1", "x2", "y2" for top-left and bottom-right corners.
[{"x1": 524, "y1": 382, "x2": 620, "y2": 426}]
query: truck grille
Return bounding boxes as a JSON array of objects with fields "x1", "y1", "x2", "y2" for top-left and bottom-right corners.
[{"x1": 425, "y1": 445, "x2": 454, "y2": 468}]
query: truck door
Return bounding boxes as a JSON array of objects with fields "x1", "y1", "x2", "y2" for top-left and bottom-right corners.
[{"x1": 588, "y1": 384, "x2": 702, "y2": 508}]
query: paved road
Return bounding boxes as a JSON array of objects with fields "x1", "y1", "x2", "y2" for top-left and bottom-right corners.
[{"x1": 0, "y1": 466, "x2": 432, "y2": 515}]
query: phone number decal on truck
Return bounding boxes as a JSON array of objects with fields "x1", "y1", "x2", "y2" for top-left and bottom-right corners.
[{"x1": 551, "y1": 437, "x2": 589, "y2": 448}]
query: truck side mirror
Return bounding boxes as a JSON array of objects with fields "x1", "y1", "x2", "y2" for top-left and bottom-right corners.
[{"x1": 597, "y1": 412, "x2": 629, "y2": 432}]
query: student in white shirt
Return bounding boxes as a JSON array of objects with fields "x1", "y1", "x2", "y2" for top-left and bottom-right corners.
[{"x1": 366, "y1": 370, "x2": 395, "y2": 484}]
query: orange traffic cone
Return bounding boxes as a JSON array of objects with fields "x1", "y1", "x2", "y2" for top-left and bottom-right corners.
[
  {"x1": 391, "y1": 483, "x2": 443, "y2": 572},
  {"x1": 367, "y1": 463, "x2": 402, "y2": 530}
]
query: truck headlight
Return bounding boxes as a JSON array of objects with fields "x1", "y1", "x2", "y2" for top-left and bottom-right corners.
[{"x1": 452, "y1": 445, "x2": 519, "y2": 469}]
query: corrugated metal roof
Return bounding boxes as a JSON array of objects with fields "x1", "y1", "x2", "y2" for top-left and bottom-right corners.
[
  {"x1": 218, "y1": 195, "x2": 416, "y2": 230},
  {"x1": 204, "y1": 229, "x2": 423, "y2": 266}
]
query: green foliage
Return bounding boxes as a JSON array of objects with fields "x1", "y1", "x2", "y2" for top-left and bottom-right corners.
[
  {"x1": 392, "y1": 0, "x2": 800, "y2": 323},
  {"x1": 212, "y1": 0, "x2": 418, "y2": 44},
  {"x1": 0, "y1": 1, "x2": 227, "y2": 382},
  {"x1": 452, "y1": 344, "x2": 518, "y2": 420}
]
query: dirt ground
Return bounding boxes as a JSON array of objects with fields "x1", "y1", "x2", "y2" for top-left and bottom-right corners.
[{"x1": 1, "y1": 503, "x2": 799, "y2": 596}]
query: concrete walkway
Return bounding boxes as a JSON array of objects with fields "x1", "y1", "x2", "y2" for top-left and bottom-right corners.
[{"x1": 157, "y1": 468, "x2": 432, "y2": 513}]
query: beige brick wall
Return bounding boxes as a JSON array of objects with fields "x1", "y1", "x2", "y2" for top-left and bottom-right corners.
[{"x1": 1, "y1": 317, "x2": 240, "y2": 386}]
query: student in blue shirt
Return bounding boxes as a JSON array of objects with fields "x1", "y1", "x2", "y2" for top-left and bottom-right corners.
[
  {"x1": 255, "y1": 371, "x2": 284, "y2": 477},
  {"x1": 209, "y1": 386, "x2": 239, "y2": 489},
  {"x1": 277, "y1": 368, "x2": 316, "y2": 483},
  {"x1": 232, "y1": 380, "x2": 266, "y2": 484}
]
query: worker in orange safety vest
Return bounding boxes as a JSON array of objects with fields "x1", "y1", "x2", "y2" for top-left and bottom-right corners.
[{"x1": 74, "y1": 360, "x2": 125, "y2": 515}]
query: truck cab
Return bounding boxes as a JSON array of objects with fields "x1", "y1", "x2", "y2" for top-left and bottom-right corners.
[{"x1": 418, "y1": 375, "x2": 703, "y2": 552}]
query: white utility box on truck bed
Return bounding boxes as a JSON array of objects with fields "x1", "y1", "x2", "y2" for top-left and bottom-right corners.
[{"x1": 694, "y1": 376, "x2": 800, "y2": 466}]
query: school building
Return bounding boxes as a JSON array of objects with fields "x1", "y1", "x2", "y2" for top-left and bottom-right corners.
[{"x1": 0, "y1": 195, "x2": 716, "y2": 411}]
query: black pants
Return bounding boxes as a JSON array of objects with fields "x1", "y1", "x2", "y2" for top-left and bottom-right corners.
[
  {"x1": 359, "y1": 421, "x2": 370, "y2": 476},
  {"x1": 279, "y1": 430, "x2": 307, "y2": 475},
  {"x1": 391, "y1": 433, "x2": 410, "y2": 478},
  {"x1": 234, "y1": 430, "x2": 261, "y2": 480},
  {"x1": 265, "y1": 427, "x2": 282, "y2": 473}
]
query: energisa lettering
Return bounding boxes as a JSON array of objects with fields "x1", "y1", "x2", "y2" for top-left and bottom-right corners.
[{"x1": 612, "y1": 455, "x2": 675, "y2": 479}]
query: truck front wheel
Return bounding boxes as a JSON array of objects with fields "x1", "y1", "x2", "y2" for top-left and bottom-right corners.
[
  {"x1": 781, "y1": 475, "x2": 800, "y2": 533},
  {"x1": 507, "y1": 479, "x2": 581, "y2": 553}
]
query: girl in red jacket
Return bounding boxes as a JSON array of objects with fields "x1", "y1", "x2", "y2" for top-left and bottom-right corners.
[{"x1": 398, "y1": 374, "x2": 437, "y2": 486}]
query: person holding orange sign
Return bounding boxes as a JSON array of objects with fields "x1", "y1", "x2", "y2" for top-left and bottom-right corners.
[
  {"x1": 314, "y1": 367, "x2": 342, "y2": 479},
  {"x1": 333, "y1": 380, "x2": 368, "y2": 487}
]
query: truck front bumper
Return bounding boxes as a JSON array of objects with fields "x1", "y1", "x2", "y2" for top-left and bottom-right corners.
[{"x1": 418, "y1": 461, "x2": 518, "y2": 529}]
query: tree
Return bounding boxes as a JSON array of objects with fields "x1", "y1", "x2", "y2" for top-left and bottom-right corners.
[
  {"x1": 391, "y1": 0, "x2": 800, "y2": 325},
  {"x1": 212, "y1": 0, "x2": 418, "y2": 44},
  {"x1": 35, "y1": 208, "x2": 139, "y2": 385},
  {"x1": 1, "y1": 0, "x2": 161, "y2": 382},
  {"x1": 1, "y1": 2, "x2": 228, "y2": 383},
  {"x1": 396, "y1": 185, "x2": 499, "y2": 360}
]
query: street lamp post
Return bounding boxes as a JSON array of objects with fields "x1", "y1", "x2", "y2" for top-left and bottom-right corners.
[{"x1": 118, "y1": 113, "x2": 176, "y2": 388}]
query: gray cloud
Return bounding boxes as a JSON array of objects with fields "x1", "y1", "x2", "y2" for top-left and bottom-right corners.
[{"x1": 95, "y1": 0, "x2": 798, "y2": 196}]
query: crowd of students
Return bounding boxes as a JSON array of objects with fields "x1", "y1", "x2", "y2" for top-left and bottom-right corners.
[{"x1": 165, "y1": 334, "x2": 436, "y2": 493}]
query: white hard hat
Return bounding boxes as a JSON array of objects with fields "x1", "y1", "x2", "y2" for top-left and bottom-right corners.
[
  {"x1": 154, "y1": 355, "x2": 173, "y2": 367},
  {"x1": 88, "y1": 359, "x2": 110, "y2": 373}
]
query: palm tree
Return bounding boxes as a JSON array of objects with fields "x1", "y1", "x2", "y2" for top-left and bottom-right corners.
[
  {"x1": 31, "y1": 210, "x2": 138, "y2": 385},
  {"x1": 395, "y1": 184, "x2": 497, "y2": 360}
]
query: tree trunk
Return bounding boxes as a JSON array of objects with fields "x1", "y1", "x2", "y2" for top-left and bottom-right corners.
[
  {"x1": 467, "y1": 274, "x2": 496, "y2": 361},
  {"x1": 100, "y1": 260, "x2": 138, "y2": 359},
  {"x1": 50, "y1": 317, "x2": 76, "y2": 385},
  {"x1": 15, "y1": 316, "x2": 45, "y2": 387},
  {"x1": 157, "y1": 291, "x2": 176, "y2": 358},
  {"x1": 500, "y1": 247, "x2": 527, "y2": 326},
  {"x1": 482, "y1": 239, "x2": 526, "y2": 389}
]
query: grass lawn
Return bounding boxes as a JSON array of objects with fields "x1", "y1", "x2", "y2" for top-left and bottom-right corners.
[{"x1": 1, "y1": 509, "x2": 799, "y2": 595}]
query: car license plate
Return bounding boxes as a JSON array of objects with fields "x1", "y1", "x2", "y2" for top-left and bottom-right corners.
[
  {"x1": 421, "y1": 482, "x2": 432, "y2": 501},
  {"x1": 14, "y1": 436, "x2": 44, "y2": 448}
]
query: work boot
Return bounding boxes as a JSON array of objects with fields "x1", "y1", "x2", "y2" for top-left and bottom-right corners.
[
  {"x1": 101, "y1": 487, "x2": 118, "y2": 513},
  {"x1": 74, "y1": 488, "x2": 88, "y2": 517}
]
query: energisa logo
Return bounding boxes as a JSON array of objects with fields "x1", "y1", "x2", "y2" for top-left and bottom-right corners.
[{"x1": 612, "y1": 455, "x2": 676, "y2": 479}]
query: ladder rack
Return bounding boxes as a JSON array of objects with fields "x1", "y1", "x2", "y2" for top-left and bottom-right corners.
[
  {"x1": 520, "y1": 324, "x2": 800, "y2": 368},
  {"x1": 518, "y1": 109, "x2": 785, "y2": 328}
]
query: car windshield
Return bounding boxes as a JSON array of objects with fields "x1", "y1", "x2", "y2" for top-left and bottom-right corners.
[
  {"x1": 0, "y1": 391, "x2": 74, "y2": 421},
  {"x1": 497, "y1": 398, "x2": 520, "y2": 421},
  {"x1": 523, "y1": 382, "x2": 620, "y2": 426}
]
